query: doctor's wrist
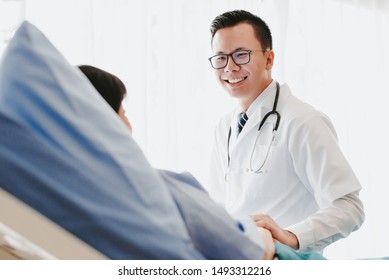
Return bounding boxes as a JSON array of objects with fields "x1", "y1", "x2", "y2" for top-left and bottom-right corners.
[{"x1": 285, "y1": 230, "x2": 300, "y2": 250}]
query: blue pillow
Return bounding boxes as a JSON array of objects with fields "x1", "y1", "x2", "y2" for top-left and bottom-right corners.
[{"x1": 0, "y1": 21, "x2": 203, "y2": 260}]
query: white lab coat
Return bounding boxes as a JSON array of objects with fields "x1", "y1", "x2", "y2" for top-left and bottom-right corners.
[{"x1": 207, "y1": 81, "x2": 365, "y2": 252}]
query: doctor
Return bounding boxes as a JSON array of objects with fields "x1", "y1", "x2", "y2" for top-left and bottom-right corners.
[{"x1": 207, "y1": 10, "x2": 365, "y2": 252}]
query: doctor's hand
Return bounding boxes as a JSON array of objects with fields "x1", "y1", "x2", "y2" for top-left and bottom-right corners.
[
  {"x1": 251, "y1": 213, "x2": 299, "y2": 250},
  {"x1": 256, "y1": 226, "x2": 276, "y2": 260}
]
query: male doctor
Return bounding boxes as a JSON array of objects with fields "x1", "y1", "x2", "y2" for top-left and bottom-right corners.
[{"x1": 207, "y1": 10, "x2": 365, "y2": 252}]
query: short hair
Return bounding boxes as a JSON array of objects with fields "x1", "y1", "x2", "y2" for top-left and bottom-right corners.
[
  {"x1": 210, "y1": 10, "x2": 272, "y2": 50},
  {"x1": 78, "y1": 65, "x2": 126, "y2": 113}
]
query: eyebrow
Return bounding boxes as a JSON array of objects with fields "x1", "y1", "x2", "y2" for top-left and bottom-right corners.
[{"x1": 215, "y1": 47, "x2": 245, "y2": 55}]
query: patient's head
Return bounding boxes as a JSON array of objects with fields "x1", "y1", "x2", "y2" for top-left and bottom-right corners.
[{"x1": 77, "y1": 65, "x2": 132, "y2": 132}]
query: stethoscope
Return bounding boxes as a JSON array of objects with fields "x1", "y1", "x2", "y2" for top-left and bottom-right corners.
[{"x1": 225, "y1": 81, "x2": 281, "y2": 180}]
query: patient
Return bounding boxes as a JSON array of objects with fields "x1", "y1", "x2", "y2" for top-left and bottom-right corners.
[
  {"x1": 77, "y1": 65, "x2": 132, "y2": 132},
  {"x1": 1, "y1": 22, "x2": 204, "y2": 260},
  {"x1": 77, "y1": 64, "x2": 277, "y2": 260}
]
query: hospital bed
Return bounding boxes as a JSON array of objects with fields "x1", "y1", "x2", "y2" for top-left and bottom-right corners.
[{"x1": 0, "y1": 188, "x2": 107, "y2": 259}]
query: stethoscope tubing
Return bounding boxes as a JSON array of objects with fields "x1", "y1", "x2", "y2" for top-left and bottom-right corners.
[{"x1": 227, "y1": 81, "x2": 281, "y2": 168}]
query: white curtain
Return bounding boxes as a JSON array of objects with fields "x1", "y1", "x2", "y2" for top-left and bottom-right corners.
[{"x1": 2, "y1": 0, "x2": 389, "y2": 259}]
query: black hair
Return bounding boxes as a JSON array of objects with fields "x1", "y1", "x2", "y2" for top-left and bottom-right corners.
[
  {"x1": 210, "y1": 10, "x2": 272, "y2": 50},
  {"x1": 77, "y1": 65, "x2": 126, "y2": 113}
]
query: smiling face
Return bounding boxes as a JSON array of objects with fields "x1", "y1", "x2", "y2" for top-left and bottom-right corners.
[{"x1": 211, "y1": 23, "x2": 274, "y2": 111}]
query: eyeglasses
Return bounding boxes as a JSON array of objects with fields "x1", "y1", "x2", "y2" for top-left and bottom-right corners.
[{"x1": 208, "y1": 49, "x2": 266, "y2": 69}]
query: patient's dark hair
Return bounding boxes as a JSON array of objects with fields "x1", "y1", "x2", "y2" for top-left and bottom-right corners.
[
  {"x1": 210, "y1": 10, "x2": 273, "y2": 50},
  {"x1": 78, "y1": 65, "x2": 126, "y2": 113}
]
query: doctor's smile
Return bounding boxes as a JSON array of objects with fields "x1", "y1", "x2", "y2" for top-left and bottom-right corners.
[
  {"x1": 224, "y1": 77, "x2": 247, "y2": 84},
  {"x1": 223, "y1": 76, "x2": 248, "y2": 89}
]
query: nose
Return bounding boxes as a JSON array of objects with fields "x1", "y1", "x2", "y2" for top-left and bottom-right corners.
[{"x1": 224, "y1": 55, "x2": 240, "y2": 72}]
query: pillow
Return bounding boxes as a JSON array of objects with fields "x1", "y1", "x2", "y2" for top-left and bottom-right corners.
[{"x1": 0, "y1": 21, "x2": 203, "y2": 260}]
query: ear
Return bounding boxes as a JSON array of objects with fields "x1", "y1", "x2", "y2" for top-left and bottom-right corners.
[{"x1": 265, "y1": 50, "x2": 275, "y2": 70}]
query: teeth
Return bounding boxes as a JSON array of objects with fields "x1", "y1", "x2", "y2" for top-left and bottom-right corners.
[{"x1": 228, "y1": 78, "x2": 244, "y2": 84}]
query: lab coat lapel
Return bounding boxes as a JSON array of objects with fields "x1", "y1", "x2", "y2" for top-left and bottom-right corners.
[{"x1": 236, "y1": 89, "x2": 276, "y2": 143}]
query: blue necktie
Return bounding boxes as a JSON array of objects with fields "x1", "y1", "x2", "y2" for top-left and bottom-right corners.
[{"x1": 238, "y1": 112, "x2": 248, "y2": 134}]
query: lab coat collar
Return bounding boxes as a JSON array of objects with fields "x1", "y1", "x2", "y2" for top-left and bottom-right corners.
[
  {"x1": 236, "y1": 81, "x2": 278, "y2": 140},
  {"x1": 227, "y1": 80, "x2": 279, "y2": 157},
  {"x1": 246, "y1": 80, "x2": 278, "y2": 117}
]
